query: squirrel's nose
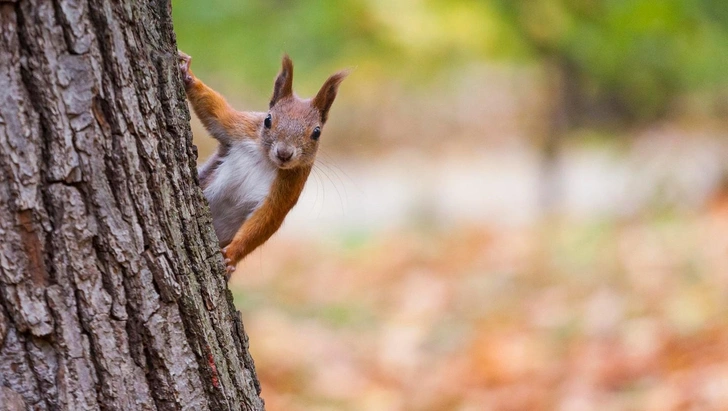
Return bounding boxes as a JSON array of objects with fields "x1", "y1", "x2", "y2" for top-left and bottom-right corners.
[{"x1": 275, "y1": 146, "x2": 293, "y2": 162}]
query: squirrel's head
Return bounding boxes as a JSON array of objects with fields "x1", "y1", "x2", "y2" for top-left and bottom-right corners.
[{"x1": 260, "y1": 55, "x2": 347, "y2": 170}]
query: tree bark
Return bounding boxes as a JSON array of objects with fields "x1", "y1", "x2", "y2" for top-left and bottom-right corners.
[{"x1": 0, "y1": 1, "x2": 264, "y2": 410}]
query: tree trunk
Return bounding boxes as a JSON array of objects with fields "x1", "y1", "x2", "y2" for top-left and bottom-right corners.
[{"x1": 0, "y1": 1, "x2": 264, "y2": 410}]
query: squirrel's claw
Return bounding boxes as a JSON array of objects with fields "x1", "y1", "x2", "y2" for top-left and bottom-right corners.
[
  {"x1": 224, "y1": 258, "x2": 236, "y2": 274},
  {"x1": 221, "y1": 247, "x2": 237, "y2": 276},
  {"x1": 177, "y1": 51, "x2": 193, "y2": 86}
]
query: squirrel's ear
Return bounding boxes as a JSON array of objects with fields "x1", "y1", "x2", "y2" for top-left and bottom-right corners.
[
  {"x1": 270, "y1": 54, "x2": 294, "y2": 108},
  {"x1": 313, "y1": 70, "x2": 348, "y2": 124}
]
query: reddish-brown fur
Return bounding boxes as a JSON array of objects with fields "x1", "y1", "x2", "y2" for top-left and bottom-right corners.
[
  {"x1": 183, "y1": 72, "x2": 260, "y2": 142},
  {"x1": 178, "y1": 51, "x2": 346, "y2": 273},
  {"x1": 225, "y1": 166, "x2": 311, "y2": 262}
]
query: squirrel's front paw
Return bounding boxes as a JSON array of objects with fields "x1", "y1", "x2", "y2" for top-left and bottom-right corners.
[
  {"x1": 178, "y1": 51, "x2": 193, "y2": 86},
  {"x1": 221, "y1": 246, "x2": 238, "y2": 276}
]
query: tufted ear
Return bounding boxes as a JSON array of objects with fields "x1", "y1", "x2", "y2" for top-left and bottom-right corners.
[
  {"x1": 270, "y1": 54, "x2": 294, "y2": 108},
  {"x1": 312, "y1": 70, "x2": 348, "y2": 124}
]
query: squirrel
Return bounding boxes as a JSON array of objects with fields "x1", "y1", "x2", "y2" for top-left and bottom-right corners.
[{"x1": 178, "y1": 51, "x2": 347, "y2": 274}]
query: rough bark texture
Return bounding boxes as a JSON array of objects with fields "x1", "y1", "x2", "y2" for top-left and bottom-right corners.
[{"x1": 0, "y1": 0, "x2": 264, "y2": 410}]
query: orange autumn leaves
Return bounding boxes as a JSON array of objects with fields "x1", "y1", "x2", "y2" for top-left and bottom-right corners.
[{"x1": 232, "y1": 204, "x2": 728, "y2": 410}]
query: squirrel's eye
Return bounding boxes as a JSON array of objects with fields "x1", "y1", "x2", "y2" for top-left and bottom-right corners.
[
  {"x1": 264, "y1": 114, "x2": 272, "y2": 129},
  {"x1": 311, "y1": 126, "x2": 321, "y2": 141}
]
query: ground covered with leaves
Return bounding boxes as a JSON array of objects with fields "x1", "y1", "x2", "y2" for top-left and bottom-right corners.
[{"x1": 231, "y1": 199, "x2": 728, "y2": 411}]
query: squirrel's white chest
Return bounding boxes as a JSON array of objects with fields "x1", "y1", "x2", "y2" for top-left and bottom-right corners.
[{"x1": 202, "y1": 140, "x2": 277, "y2": 245}]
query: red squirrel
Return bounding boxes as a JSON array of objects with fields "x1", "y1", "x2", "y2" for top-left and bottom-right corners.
[{"x1": 178, "y1": 51, "x2": 347, "y2": 274}]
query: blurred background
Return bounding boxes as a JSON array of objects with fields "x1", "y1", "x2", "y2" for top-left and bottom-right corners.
[{"x1": 173, "y1": 1, "x2": 728, "y2": 409}]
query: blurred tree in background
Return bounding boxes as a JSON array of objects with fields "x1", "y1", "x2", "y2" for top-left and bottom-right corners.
[{"x1": 490, "y1": 0, "x2": 728, "y2": 208}]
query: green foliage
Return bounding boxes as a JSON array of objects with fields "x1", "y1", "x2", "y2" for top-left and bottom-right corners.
[
  {"x1": 492, "y1": 0, "x2": 728, "y2": 120},
  {"x1": 173, "y1": 0, "x2": 388, "y2": 95},
  {"x1": 173, "y1": 0, "x2": 728, "y2": 122}
]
